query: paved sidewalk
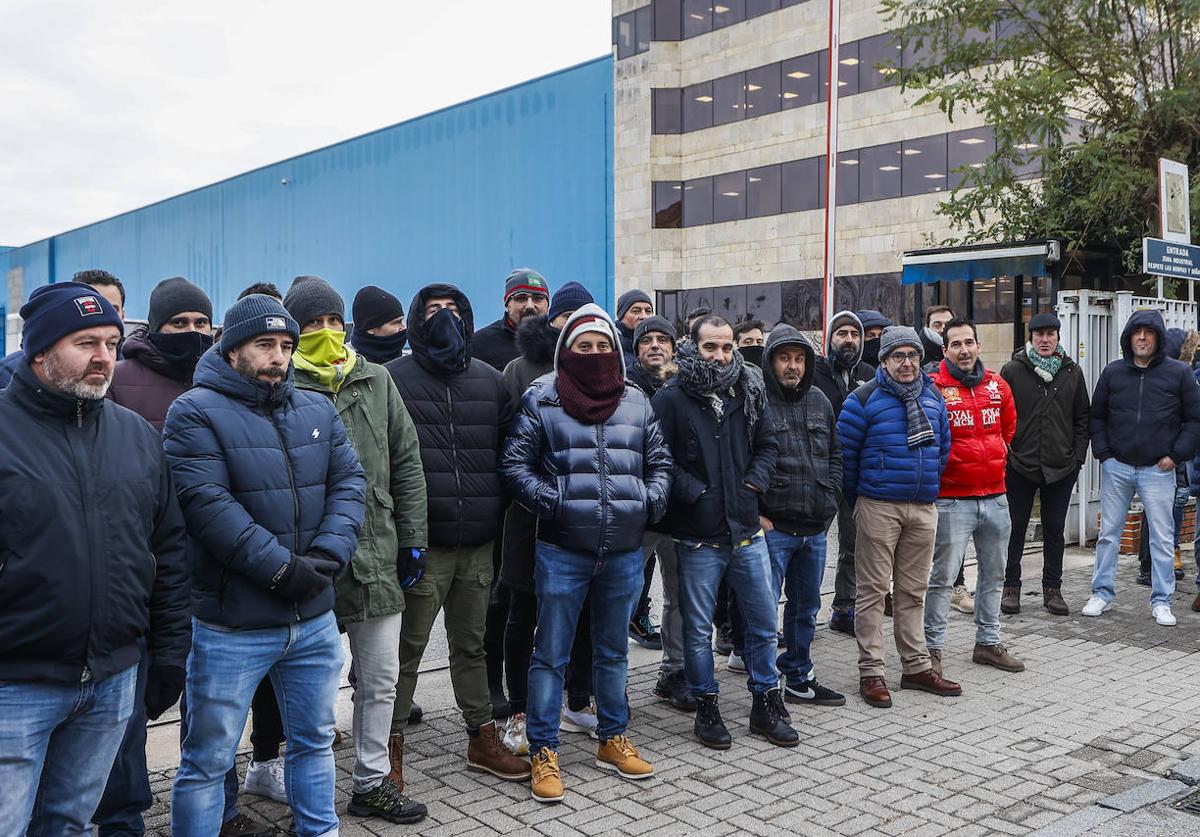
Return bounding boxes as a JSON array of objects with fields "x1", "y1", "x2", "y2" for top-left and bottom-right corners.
[{"x1": 140, "y1": 557, "x2": 1200, "y2": 836}]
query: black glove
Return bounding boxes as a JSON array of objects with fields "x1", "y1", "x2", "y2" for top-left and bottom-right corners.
[
  {"x1": 397, "y1": 547, "x2": 427, "y2": 589},
  {"x1": 144, "y1": 664, "x2": 186, "y2": 721},
  {"x1": 273, "y1": 554, "x2": 339, "y2": 603}
]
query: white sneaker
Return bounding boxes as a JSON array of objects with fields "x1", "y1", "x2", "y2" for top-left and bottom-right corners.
[
  {"x1": 503, "y1": 712, "x2": 530, "y2": 755},
  {"x1": 726, "y1": 652, "x2": 747, "y2": 673},
  {"x1": 560, "y1": 703, "x2": 599, "y2": 740},
  {"x1": 1153, "y1": 605, "x2": 1177, "y2": 626},
  {"x1": 1081, "y1": 596, "x2": 1112, "y2": 617},
  {"x1": 243, "y1": 756, "x2": 287, "y2": 803}
]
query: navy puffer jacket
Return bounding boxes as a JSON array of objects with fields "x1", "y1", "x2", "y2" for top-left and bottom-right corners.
[
  {"x1": 1090, "y1": 309, "x2": 1200, "y2": 467},
  {"x1": 501, "y1": 307, "x2": 673, "y2": 555},
  {"x1": 837, "y1": 366, "x2": 951, "y2": 505},
  {"x1": 163, "y1": 347, "x2": 366, "y2": 629}
]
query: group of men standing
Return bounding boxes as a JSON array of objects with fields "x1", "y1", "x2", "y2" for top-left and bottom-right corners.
[{"x1": 2, "y1": 265, "x2": 1199, "y2": 836}]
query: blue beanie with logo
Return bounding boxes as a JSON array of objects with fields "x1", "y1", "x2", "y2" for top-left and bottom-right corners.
[
  {"x1": 218, "y1": 294, "x2": 300, "y2": 355},
  {"x1": 20, "y1": 283, "x2": 125, "y2": 358}
]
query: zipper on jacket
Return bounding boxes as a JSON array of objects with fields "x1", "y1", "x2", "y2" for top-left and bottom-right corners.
[
  {"x1": 76, "y1": 400, "x2": 83, "y2": 428},
  {"x1": 597, "y1": 422, "x2": 608, "y2": 556},
  {"x1": 67, "y1": 403, "x2": 96, "y2": 679},
  {"x1": 1136, "y1": 372, "x2": 1145, "y2": 425},
  {"x1": 270, "y1": 410, "x2": 304, "y2": 622},
  {"x1": 446, "y1": 384, "x2": 464, "y2": 548}
]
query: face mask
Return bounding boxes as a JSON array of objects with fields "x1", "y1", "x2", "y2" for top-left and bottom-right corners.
[
  {"x1": 147, "y1": 330, "x2": 214, "y2": 372},
  {"x1": 862, "y1": 337, "x2": 881, "y2": 367},
  {"x1": 738, "y1": 345, "x2": 765, "y2": 368},
  {"x1": 420, "y1": 307, "x2": 469, "y2": 373},
  {"x1": 297, "y1": 327, "x2": 349, "y2": 367},
  {"x1": 351, "y1": 325, "x2": 407, "y2": 364}
]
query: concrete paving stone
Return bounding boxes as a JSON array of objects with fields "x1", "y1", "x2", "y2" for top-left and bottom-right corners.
[
  {"x1": 1097, "y1": 777, "x2": 1189, "y2": 812},
  {"x1": 1172, "y1": 754, "x2": 1200, "y2": 785},
  {"x1": 1026, "y1": 804, "x2": 1123, "y2": 836}
]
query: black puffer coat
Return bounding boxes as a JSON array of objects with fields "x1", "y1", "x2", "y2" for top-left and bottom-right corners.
[
  {"x1": 760, "y1": 326, "x2": 842, "y2": 536},
  {"x1": 386, "y1": 284, "x2": 515, "y2": 548},
  {"x1": 500, "y1": 307, "x2": 672, "y2": 556}
]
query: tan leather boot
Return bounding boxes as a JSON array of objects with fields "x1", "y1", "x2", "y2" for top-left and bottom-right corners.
[{"x1": 387, "y1": 733, "x2": 405, "y2": 792}]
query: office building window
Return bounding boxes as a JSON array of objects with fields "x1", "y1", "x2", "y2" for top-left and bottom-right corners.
[
  {"x1": 682, "y1": 0, "x2": 712, "y2": 37},
  {"x1": 859, "y1": 32, "x2": 900, "y2": 92},
  {"x1": 652, "y1": 88, "x2": 682, "y2": 134},
  {"x1": 836, "y1": 153, "x2": 859, "y2": 205},
  {"x1": 746, "y1": 165, "x2": 782, "y2": 217},
  {"x1": 615, "y1": 5, "x2": 653, "y2": 59},
  {"x1": 714, "y1": 171, "x2": 747, "y2": 222},
  {"x1": 712, "y1": 0, "x2": 746, "y2": 29},
  {"x1": 947, "y1": 126, "x2": 994, "y2": 188},
  {"x1": 636, "y1": 5, "x2": 652, "y2": 52},
  {"x1": 745, "y1": 64, "x2": 781, "y2": 117},
  {"x1": 859, "y1": 143, "x2": 903, "y2": 202},
  {"x1": 616, "y1": 14, "x2": 636, "y2": 59},
  {"x1": 781, "y1": 53, "x2": 821, "y2": 109},
  {"x1": 901, "y1": 134, "x2": 948, "y2": 195},
  {"x1": 682, "y1": 81, "x2": 714, "y2": 132},
  {"x1": 746, "y1": 0, "x2": 780, "y2": 15},
  {"x1": 654, "y1": 0, "x2": 682, "y2": 40},
  {"x1": 836, "y1": 41, "x2": 860, "y2": 97},
  {"x1": 654, "y1": 182, "x2": 683, "y2": 229},
  {"x1": 781, "y1": 157, "x2": 822, "y2": 213},
  {"x1": 683, "y1": 176, "x2": 714, "y2": 226},
  {"x1": 713, "y1": 72, "x2": 747, "y2": 126}
]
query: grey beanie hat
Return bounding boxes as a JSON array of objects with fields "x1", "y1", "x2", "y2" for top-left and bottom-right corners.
[
  {"x1": 616, "y1": 288, "x2": 653, "y2": 321},
  {"x1": 878, "y1": 325, "x2": 924, "y2": 362},
  {"x1": 283, "y1": 274, "x2": 345, "y2": 329},
  {"x1": 633, "y1": 314, "x2": 675, "y2": 346},
  {"x1": 219, "y1": 294, "x2": 300, "y2": 355},
  {"x1": 148, "y1": 276, "x2": 213, "y2": 333}
]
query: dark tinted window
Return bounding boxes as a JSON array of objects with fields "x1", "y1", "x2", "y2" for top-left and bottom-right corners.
[
  {"x1": 713, "y1": 72, "x2": 746, "y2": 126},
  {"x1": 653, "y1": 182, "x2": 683, "y2": 228},
  {"x1": 782, "y1": 157, "x2": 821, "y2": 213},
  {"x1": 859, "y1": 32, "x2": 900, "y2": 91},
  {"x1": 636, "y1": 5, "x2": 652, "y2": 52},
  {"x1": 683, "y1": 0, "x2": 712, "y2": 36},
  {"x1": 836, "y1": 40, "x2": 860, "y2": 97},
  {"x1": 836, "y1": 153, "x2": 859, "y2": 205},
  {"x1": 746, "y1": 0, "x2": 780, "y2": 15},
  {"x1": 616, "y1": 12, "x2": 636, "y2": 59},
  {"x1": 653, "y1": 88, "x2": 682, "y2": 134},
  {"x1": 780, "y1": 0, "x2": 807, "y2": 5},
  {"x1": 859, "y1": 143, "x2": 902, "y2": 202},
  {"x1": 714, "y1": 171, "x2": 747, "y2": 222},
  {"x1": 781, "y1": 53, "x2": 820, "y2": 108},
  {"x1": 745, "y1": 63, "x2": 781, "y2": 117},
  {"x1": 947, "y1": 126, "x2": 994, "y2": 188},
  {"x1": 1011, "y1": 135, "x2": 1043, "y2": 179},
  {"x1": 746, "y1": 165, "x2": 782, "y2": 217},
  {"x1": 902, "y1": 134, "x2": 948, "y2": 195},
  {"x1": 712, "y1": 0, "x2": 745, "y2": 28},
  {"x1": 682, "y1": 81, "x2": 713, "y2": 132},
  {"x1": 653, "y1": 0, "x2": 682, "y2": 40},
  {"x1": 683, "y1": 176, "x2": 714, "y2": 226}
]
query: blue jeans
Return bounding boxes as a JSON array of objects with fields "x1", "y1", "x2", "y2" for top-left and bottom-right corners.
[
  {"x1": 765, "y1": 530, "x2": 827, "y2": 686},
  {"x1": 0, "y1": 664, "x2": 137, "y2": 836},
  {"x1": 925, "y1": 496, "x2": 1011, "y2": 650},
  {"x1": 677, "y1": 535, "x2": 779, "y2": 696},
  {"x1": 1094, "y1": 459, "x2": 1176, "y2": 607},
  {"x1": 527, "y1": 542, "x2": 643, "y2": 754},
  {"x1": 172, "y1": 612, "x2": 343, "y2": 837}
]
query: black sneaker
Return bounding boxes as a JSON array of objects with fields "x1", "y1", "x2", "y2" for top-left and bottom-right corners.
[
  {"x1": 347, "y1": 777, "x2": 427, "y2": 825},
  {"x1": 776, "y1": 631, "x2": 787, "y2": 650},
  {"x1": 629, "y1": 614, "x2": 663, "y2": 650},
  {"x1": 218, "y1": 814, "x2": 273, "y2": 837},
  {"x1": 713, "y1": 624, "x2": 734, "y2": 656},
  {"x1": 749, "y1": 688, "x2": 799, "y2": 747},
  {"x1": 408, "y1": 701, "x2": 424, "y2": 725},
  {"x1": 1136, "y1": 570, "x2": 1152, "y2": 587},
  {"x1": 694, "y1": 693, "x2": 732, "y2": 750},
  {"x1": 653, "y1": 671, "x2": 697, "y2": 711},
  {"x1": 829, "y1": 610, "x2": 855, "y2": 636},
  {"x1": 784, "y1": 678, "x2": 847, "y2": 707}
]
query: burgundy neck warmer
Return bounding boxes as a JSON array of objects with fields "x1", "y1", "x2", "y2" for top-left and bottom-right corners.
[{"x1": 556, "y1": 349, "x2": 624, "y2": 424}]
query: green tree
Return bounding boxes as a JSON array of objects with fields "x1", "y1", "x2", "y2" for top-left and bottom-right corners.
[{"x1": 880, "y1": 0, "x2": 1200, "y2": 284}]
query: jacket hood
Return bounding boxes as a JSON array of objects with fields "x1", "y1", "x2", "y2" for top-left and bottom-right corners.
[
  {"x1": 764, "y1": 324, "x2": 815, "y2": 398},
  {"x1": 552, "y1": 304, "x2": 626, "y2": 378},
  {"x1": 826, "y1": 310, "x2": 864, "y2": 364},
  {"x1": 1120, "y1": 309, "x2": 1166, "y2": 363},
  {"x1": 407, "y1": 282, "x2": 475, "y2": 356},
  {"x1": 121, "y1": 325, "x2": 168, "y2": 372},
  {"x1": 856, "y1": 309, "x2": 892, "y2": 331},
  {"x1": 1165, "y1": 327, "x2": 1188, "y2": 360},
  {"x1": 515, "y1": 314, "x2": 560, "y2": 366},
  {"x1": 191, "y1": 343, "x2": 294, "y2": 408}
]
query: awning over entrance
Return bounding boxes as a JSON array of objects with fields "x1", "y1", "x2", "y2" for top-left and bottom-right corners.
[{"x1": 901, "y1": 241, "x2": 1061, "y2": 285}]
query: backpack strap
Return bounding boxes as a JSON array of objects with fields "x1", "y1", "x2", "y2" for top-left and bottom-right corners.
[{"x1": 851, "y1": 379, "x2": 880, "y2": 408}]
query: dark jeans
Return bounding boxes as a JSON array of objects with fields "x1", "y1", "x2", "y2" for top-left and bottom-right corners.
[
  {"x1": 832, "y1": 498, "x2": 857, "y2": 614},
  {"x1": 633, "y1": 551, "x2": 657, "y2": 621},
  {"x1": 250, "y1": 678, "x2": 284, "y2": 763},
  {"x1": 485, "y1": 540, "x2": 509, "y2": 707},
  {"x1": 503, "y1": 586, "x2": 592, "y2": 716},
  {"x1": 728, "y1": 587, "x2": 744, "y2": 654},
  {"x1": 94, "y1": 654, "x2": 152, "y2": 837},
  {"x1": 1004, "y1": 466, "x2": 1078, "y2": 589},
  {"x1": 766, "y1": 530, "x2": 826, "y2": 685}
]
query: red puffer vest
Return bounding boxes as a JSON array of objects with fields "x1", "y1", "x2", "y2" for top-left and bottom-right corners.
[{"x1": 930, "y1": 360, "x2": 1017, "y2": 497}]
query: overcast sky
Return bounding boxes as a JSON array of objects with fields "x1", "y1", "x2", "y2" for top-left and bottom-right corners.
[{"x1": 0, "y1": 0, "x2": 611, "y2": 247}]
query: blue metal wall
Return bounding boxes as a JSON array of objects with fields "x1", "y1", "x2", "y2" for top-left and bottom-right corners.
[{"x1": 3, "y1": 56, "x2": 614, "y2": 333}]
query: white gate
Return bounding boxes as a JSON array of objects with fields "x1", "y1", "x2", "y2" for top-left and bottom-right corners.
[{"x1": 1057, "y1": 290, "x2": 1199, "y2": 544}]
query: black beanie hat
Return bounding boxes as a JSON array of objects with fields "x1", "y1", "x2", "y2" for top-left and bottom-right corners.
[
  {"x1": 547, "y1": 282, "x2": 594, "y2": 322},
  {"x1": 20, "y1": 283, "x2": 125, "y2": 358},
  {"x1": 352, "y1": 285, "x2": 405, "y2": 332},
  {"x1": 283, "y1": 275, "x2": 345, "y2": 329},
  {"x1": 219, "y1": 294, "x2": 300, "y2": 355},
  {"x1": 148, "y1": 276, "x2": 213, "y2": 333},
  {"x1": 633, "y1": 315, "x2": 675, "y2": 347},
  {"x1": 616, "y1": 288, "x2": 653, "y2": 321}
]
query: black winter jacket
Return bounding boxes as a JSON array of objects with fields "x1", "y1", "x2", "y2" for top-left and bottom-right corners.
[
  {"x1": 812, "y1": 311, "x2": 874, "y2": 417},
  {"x1": 1000, "y1": 348, "x2": 1090, "y2": 483},
  {"x1": 0, "y1": 363, "x2": 191, "y2": 683},
  {"x1": 386, "y1": 284, "x2": 515, "y2": 548},
  {"x1": 652, "y1": 367, "x2": 779, "y2": 545},
  {"x1": 760, "y1": 326, "x2": 842, "y2": 536},
  {"x1": 1090, "y1": 309, "x2": 1200, "y2": 466},
  {"x1": 163, "y1": 348, "x2": 366, "y2": 630},
  {"x1": 473, "y1": 317, "x2": 520, "y2": 371}
]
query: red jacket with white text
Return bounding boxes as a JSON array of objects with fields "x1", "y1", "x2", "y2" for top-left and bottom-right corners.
[{"x1": 930, "y1": 359, "x2": 1017, "y2": 497}]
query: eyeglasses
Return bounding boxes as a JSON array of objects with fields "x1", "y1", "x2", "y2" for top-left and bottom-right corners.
[{"x1": 888, "y1": 351, "x2": 921, "y2": 364}]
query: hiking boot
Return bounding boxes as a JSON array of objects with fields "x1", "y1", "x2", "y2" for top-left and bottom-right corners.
[
  {"x1": 884, "y1": 593, "x2": 893, "y2": 617},
  {"x1": 502, "y1": 712, "x2": 529, "y2": 756},
  {"x1": 749, "y1": 689, "x2": 798, "y2": 747},
  {"x1": 783, "y1": 677, "x2": 846, "y2": 707},
  {"x1": 653, "y1": 671, "x2": 697, "y2": 712},
  {"x1": 713, "y1": 624, "x2": 735, "y2": 656},
  {"x1": 596, "y1": 734, "x2": 654, "y2": 779},
  {"x1": 928, "y1": 648, "x2": 943, "y2": 676},
  {"x1": 467, "y1": 720, "x2": 531, "y2": 781},
  {"x1": 859, "y1": 676, "x2": 892, "y2": 708},
  {"x1": 900, "y1": 668, "x2": 962, "y2": 696},
  {"x1": 694, "y1": 693, "x2": 732, "y2": 750},
  {"x1": 243, "y1": 757, "x2": 286, "y2": 803},
  {"x1": 629, "y1": 613, "x2": 662, "y2": 650},
  {"x1": 387, "y1": 733, "x2": 406, "y2": 792},
  {"x1": 951, "y1": 585, "x2": 975, "y2": 614},
  {"x1": 409, "y1": 702, "x2": 424, "y2": 725},
  {"x1": 972, "y1": 643, "x2": 1025, "y2": 672},
  {"x1": 726, "y1": 651, "x2": 746, "y2": 673},
  {"x1": 218, "y1": 813, "x2": 273, "y2": 836},
  {"x1": 560, "y1": 703, "x2": 599, "y2": 740},
  {"x1": 531, "y1": 747, "x2": 564, "y2": 803},
  {"x1": 347, "y1": 776, "x2": 427, "y2": 825},
  {"x1": 829, "y1": 609, "x2": 855, "y2": 636},
  {"x1": 1043, "y1": 587, "x2": 1069, "y2": 616},
  {"x1": 1001, "y1": 586, "x2": 1021, "y2": 614}
]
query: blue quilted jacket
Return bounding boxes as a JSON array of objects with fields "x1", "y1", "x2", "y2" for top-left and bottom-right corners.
[
  {"x1": 837, "y1": 366, "x2": 950, "y2": 505},
  {"x1": 163, "y1": 347, "x2": 366, "y2": 629}
]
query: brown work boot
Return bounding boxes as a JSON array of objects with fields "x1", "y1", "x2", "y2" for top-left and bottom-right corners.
[
  {"x1": 973, "y1": 643, "x2": 1025, "y2": 672},
  {"x1": 531, "y1": 747, "x2": 564, "y2": 803},
  {"x1": 928, "y1": 649, "x2": 943, "y2": 676},
  {"x1": 387, "y1": 733, "x2": 405, "y2": 792},
  {"x1": 467, "y1": 720, "x2": 532, "y2": 781},
  {"x1": 1043, "y1": 587, "x2": 1069, "y2": 616},
  {"x1": 1001, "y1": 586, "x2": 1021, "y2": 614},
  {"x1": 859, "y1": 676, "x2": 892, "y2": 708},
  {"x1": 900, "y1": 668, "x2": 962, "y2": 696}
]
